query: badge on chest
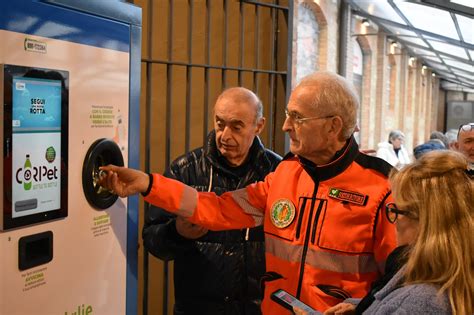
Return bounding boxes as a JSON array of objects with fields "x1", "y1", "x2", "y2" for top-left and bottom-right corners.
[{"x1": 270, "y1": 199, "x2": 296, "y2": 228}]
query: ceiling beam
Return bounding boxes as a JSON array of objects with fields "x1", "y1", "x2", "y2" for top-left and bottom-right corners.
[
  {"x1": 412, "y1": 0, "x2": 474, "y2": 18},
  {"x1": 400, "y1": 40, "x2": 471, "y2": 65},
  {"x1": 350, "y1": 8, "x2": 474, "y2": 50}
]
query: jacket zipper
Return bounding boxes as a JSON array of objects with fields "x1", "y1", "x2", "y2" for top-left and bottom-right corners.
[{"x1": 296, "y1": 184, "x2": 319, "y2": 299}]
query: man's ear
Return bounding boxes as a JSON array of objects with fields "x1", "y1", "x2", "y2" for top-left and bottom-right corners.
[
  {"x1": 255, "y1": 117, "x2": 265, "y2": 135},
  {"x1": 329, "y1": 116, "x2": 344, "y2": 139}
]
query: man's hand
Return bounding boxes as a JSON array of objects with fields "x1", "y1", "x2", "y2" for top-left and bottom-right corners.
[
  {"x1": 98, "y1": 165, "x2": 150, "y2": 198},
  {"x1": 293, "y1": 306, "x2": 307, "y2": 315},
  {"x1": 175, "y1": 216, "x2": 208, "y2": 239}
]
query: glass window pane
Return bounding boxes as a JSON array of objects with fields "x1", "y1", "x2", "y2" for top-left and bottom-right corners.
[
  {"x1": 427, "y1": 39, "x2": 469, "y2": 60},
  {"x1": 469, "y1": 50, "x2": 474, "y2": 60},
  {"x1": 453, "y1": 71, "x2": 474, "y2": 81},
  {"x1": 457, "y1": 79, "x2": 474, "y2": 87},
  {"x1": 380, "y1": 23, "x2": 429, "y2": 47},
  {"x1": 353, "y1": 1, "x2": 406, "y2": 25},
  {"x1": 405, "y1": 44, "x2": 437, "y2": 57},
  {"x1": 451, "y1": 0, "x2": 474, "y2": 8},
  {"x1": 423, "y1": 55, "x2": 442, "y2": 64},
  {"x1": 437, "y1": 70, "x2": 456, "y2": 78},
  {"x1": 426, "y1": 62, "x2": 449, "y2": 72},
  {"x1": 400, "y1": 36, "x2": 430, "y2": 48},
  {"x1": 456, "y1": 14, "x2": 474, "y2": 44},
  {"x1": 394, "y1": 1, "x2": 460, "y2": 40},
  {"x1": 443, "y1": 58, "x2": 474, "y2": 72}
]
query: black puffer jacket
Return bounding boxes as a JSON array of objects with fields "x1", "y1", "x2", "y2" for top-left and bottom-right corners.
[{"x1": 143, "y1": 130, "x2": 281, "y2": 315}]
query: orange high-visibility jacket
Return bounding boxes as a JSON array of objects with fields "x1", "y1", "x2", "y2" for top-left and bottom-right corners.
[{"x1": 144, "y1": 138, "x2": 397, "y2": 313}]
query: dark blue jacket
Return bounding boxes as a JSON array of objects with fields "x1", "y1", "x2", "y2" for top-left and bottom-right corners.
[{"x1": 143, "y1": 130, "x2": 281, "y2": 315}]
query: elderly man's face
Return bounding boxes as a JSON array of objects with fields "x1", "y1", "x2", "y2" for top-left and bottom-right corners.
[
  {"x1": 282, "y1": 86, "x2": 333, "y2": 163},
  {"x1": 214, "y1": 97, "x2": 264, "y2": 167},
  {"x1": 455, "y1": 125, "x2": 474, "y2": 163}
]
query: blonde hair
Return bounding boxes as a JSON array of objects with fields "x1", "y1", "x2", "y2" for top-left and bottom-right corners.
[
  {"x1": 389, "y1": 150, "x2": 473, "y2": 314},
  {"x1": 298, "y1": 71, "x2": 359, "y2": 139}
]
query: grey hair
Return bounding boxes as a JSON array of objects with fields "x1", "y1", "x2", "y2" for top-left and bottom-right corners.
[
  {"x1": 445, "y1": 129, "x2": 458, "y2": 144},
  {"x1": 388, "y1": 130, "x2": 405, "y2": 143},
  {"x1": 216, "y1": 87, "x2": 263, "y2": 123},
  {"x1": 429, "y1": 131, "x2": 448, "y2": 148},
  {"x1": 297, "y1": 71, "x2": 359, "y2": 139}
]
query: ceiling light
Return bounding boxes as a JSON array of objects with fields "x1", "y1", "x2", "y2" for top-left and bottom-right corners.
[
  {"x1": 432, "y1": 73, "x2": 436, "y2": 77},
  {"x1": 362, "y1": 19, "x2": 370, "y2": 27},
  {"x1": 390, "y1": 41, "x2": 398, "y2": 54},
  {"x1": 422, "y1": 65, "x2": 427, "y2": 70}
]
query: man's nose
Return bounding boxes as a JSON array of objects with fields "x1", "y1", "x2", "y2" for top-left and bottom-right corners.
[
  {"x1": 282, "y1": 116, "x2": 292, "y2": 132},
  {"x1": 221, "y1": 126, "x2": 232, "y2": 140}
]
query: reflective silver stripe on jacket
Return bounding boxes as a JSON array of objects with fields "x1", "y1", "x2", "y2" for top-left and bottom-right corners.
[
  {"x1": 266, "y1": 236, "x2": 379, "y2": 274},
  {"x1": 231, "y1": 188, "x2": 264, "y2": 226},
  {"x1": 176, "y1": 184, "x2": 198, "y2": 218}
]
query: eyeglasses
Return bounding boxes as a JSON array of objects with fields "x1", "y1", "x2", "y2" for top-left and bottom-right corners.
[
  {"x1": 385, "y1": 202, "x2": 417, "y2": 224},
  {"x1": 284, "y1": 109, "x2": 335, "y2": 125},
  {"x1": 458, "y1": 123, "x2": 474, "y2": 138}
]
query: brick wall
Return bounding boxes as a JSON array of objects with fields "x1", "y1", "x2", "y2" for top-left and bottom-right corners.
[{"x1": 293, "y1": 0, "x2": 445, "y2": 154}]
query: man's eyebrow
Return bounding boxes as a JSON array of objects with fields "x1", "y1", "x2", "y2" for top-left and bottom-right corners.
[
  {"x1": 287, "y1": 109, "x2": 302, "y2": 115},
  {"x1": 215, "y1": 115, "x2": 245, "y2": 125}
]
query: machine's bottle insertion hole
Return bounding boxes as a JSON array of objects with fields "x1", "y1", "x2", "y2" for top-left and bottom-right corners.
[{"x1": 82, "y1": 138, "x2": 124, "y2": 209}]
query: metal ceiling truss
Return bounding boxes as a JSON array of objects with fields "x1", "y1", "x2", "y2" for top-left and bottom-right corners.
[
  {"x1": 411, "y1": 0, "x2": 474, "y2": 18},
  {"x1": 348, "y1": 0, "x2": 474, "y2": 89}
]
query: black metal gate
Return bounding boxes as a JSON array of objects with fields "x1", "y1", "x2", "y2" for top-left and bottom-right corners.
[{"x1": 139, "y1": 1, "x2": 293, "y2": 313}]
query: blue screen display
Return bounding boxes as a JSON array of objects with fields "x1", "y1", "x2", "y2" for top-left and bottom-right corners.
[{"x1": 12, "y1": 77, "x2": 62, "y2": 131}]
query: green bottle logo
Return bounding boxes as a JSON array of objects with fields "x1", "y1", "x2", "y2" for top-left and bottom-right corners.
[{"x1": 24, "y1": 154, "x2": 32, "y2": 191}]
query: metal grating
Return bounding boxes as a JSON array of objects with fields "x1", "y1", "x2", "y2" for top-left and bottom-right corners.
[{"x1": 140, "y1": 1, "x2": 292, "y2": 314}]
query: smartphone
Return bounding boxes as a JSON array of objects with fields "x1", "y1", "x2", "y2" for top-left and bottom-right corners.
[{"x1": 271, "y1": 289, "x2": 322, "y2": 315}]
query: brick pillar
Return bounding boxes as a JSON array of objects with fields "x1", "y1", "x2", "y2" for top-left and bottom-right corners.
[
  {"x1": 374, "y1": 31, "x2": 386, "y2": 143},
  {"x1": 414, "y1": 61, "x2": 423, "y2": 145}
]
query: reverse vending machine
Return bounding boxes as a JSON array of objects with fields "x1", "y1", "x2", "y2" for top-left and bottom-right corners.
[{"x1": 0, "y1": 1, "x2": 141, "y2": 314}]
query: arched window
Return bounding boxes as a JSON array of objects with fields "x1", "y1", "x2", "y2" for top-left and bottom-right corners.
[{"x1": 295, "y1": 3, "x2": 319, "y2": 84}]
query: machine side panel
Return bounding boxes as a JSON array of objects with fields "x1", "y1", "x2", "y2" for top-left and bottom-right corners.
[{"x1": 0, "y1": 0, "x2": 139, "y2": 313}]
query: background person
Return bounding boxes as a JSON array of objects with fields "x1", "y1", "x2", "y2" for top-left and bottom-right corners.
[
  {"x1": 445, "y1": 128, "x2": 458, "y2": 150},
  {"x1": 376, "y1": 130, "x2": 410, "y2": 169},
  {"x1": 429, "y1": 130, "x2": 448, "y2": 148},
  {"x1": 316, "y1": 150, "x2": 473, "y2": 315},
  {"x1": 455, "y1": 122, "x2": 474, "y2": 170},
  {"x1": 143, "y1": 87, "x2": 281, "y2": 315},
  {"x1": 99, "y1": 71, "x2": 397, "y2": 313},
  {"x1": 412, "y1": 138, "x2": 445, "y2": 159}
]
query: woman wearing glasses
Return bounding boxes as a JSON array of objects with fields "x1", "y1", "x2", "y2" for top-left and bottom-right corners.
[{"x1": 296, "y1": 150, "x2": 473, "y2": 314}]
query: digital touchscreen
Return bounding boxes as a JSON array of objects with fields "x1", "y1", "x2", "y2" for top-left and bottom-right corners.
[
  {"x1": 12, "y1": 77, "x2": 62, "y2": 217},
  {"x1": 2, "y1": 65, "x2": 68, "y2": 230},
  {"x1": 271, "y1": 289, "x2": 322, "y2": 315}
]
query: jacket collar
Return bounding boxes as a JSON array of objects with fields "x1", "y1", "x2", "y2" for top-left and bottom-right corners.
[
  {"x1": 286, "y1": 136, "x2": 359, "y2": 182},
  {"x1": 204, "y1": 130, "x2": 270, "y2": 177}
]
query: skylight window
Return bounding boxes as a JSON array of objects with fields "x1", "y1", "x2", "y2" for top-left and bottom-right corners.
[{"x1": 395, "y1": 1, "x2": 460, "y2": 40}]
